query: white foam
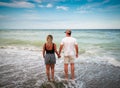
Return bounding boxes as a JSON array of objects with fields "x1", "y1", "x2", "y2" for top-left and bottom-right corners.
[
  {"x1": 0, "y1": 46, "x2": 120, "y2": 88},
  {"x1": 107, "y1": 57, "x2": 120, "y2": 67}
]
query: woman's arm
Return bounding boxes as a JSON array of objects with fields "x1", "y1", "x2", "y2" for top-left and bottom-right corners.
[{"x1": 43, "y1": 44, "x2": 45, "y2": 58}]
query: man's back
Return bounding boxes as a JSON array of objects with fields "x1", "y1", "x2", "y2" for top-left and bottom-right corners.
[{"x1": 61, "y1": 37, "x2": 77, "y2": 57}]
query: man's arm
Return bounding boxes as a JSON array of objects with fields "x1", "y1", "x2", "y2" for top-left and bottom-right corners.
[
  {"x1": 54, "y1": 44, "x2": 60, "y2": 58},
  {"x1": 75, "y1": 44, "x2": 78, "y2": 58}
]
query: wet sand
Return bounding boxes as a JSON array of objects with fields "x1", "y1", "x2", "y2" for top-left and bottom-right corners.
[{"x1": 0, "y1": 46, "x2": 120, "y2": 88}]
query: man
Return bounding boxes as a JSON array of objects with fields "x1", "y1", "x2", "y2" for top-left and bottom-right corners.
[{"x1": 59, "y1": 29, "x2": 78, "y2": 80}]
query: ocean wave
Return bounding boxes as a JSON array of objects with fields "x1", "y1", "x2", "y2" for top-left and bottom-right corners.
[{"x1": 0, "y1": 38, "x2": 45, "y2": 47}]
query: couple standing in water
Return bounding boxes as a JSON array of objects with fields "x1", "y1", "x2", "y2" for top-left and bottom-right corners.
[{"x1": 42, "y1": 29, "x2": 79, "y2": 81}]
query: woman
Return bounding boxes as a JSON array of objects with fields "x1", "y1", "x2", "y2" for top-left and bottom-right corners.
[{"x1": 43, "y1": 35, "x2": 60, "y2": 81}]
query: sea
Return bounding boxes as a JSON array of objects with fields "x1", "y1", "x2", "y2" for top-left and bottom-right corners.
[
  {"x1": 0, "y1": 29, "x2": 120, "y2": 61},
  {"x1": 0, "y1": 29, "x2": 120, "y2": 88}
]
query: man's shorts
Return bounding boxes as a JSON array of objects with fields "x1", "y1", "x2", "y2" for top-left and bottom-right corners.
[{"x1": 64, "y1": 56, "x2": 74, "y2": 64}]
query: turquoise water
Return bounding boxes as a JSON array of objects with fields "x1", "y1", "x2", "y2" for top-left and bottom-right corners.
[{"x1": 0, "y1": 29, "x2": 120, "y2": 61}]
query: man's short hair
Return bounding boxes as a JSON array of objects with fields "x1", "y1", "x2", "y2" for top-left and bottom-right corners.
[{"x1": 64, "y1": 29, "x2": 72, "y2": 35}]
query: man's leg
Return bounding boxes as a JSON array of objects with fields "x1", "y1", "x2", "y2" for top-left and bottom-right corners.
[
  {"x1": 71, "y1": 63, "x2": 75, "y2": 80},
  {"x1": 64, "y1": 64, "x2": 68, "y2": 80}
]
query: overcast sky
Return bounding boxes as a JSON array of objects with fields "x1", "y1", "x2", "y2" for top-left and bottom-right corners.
[{"x1": 0, "y1": 0, "x2": 120, "y2": 29}]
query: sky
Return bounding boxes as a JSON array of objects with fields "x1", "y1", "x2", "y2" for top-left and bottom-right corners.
[{"x1": 0, "y1": 0, "x2": 120, "y2": 29}]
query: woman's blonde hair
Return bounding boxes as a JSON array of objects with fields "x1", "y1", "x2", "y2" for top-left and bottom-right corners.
[{"x1": 47, "y1": 35, "x2": 53, "y2": 41}]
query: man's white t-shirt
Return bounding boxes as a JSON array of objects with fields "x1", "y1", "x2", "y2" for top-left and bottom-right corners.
[{"x1": 61, "y1": 37, "x2": 78, "y2": 57}]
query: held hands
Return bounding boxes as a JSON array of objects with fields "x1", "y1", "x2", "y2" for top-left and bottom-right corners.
[
  {"x1": 58, "y1": 54, "x2": 61, "y2": 58},
  {"x1": 43, "y1": 55, "x2": 45, "y2": 59}
]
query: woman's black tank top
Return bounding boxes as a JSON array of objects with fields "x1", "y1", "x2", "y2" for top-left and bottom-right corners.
[{"x1": 45, "y1": 43, "x2": 54, "y2": 54}]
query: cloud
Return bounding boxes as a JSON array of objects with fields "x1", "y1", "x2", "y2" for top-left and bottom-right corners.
[
  {"x1": 99, "y1": 4, "x2": 120, "y2": 12},
  {"x1": 22, "y1": 14, "x2": 40, "y2": 20},
  {"x1": 76, "y1": 3, "x2": 98, "y2": 13},
  {"x1": 87, "y1": 0, "x2": 93, "y2": 2},
  {"x1": 38, "y1": 3, "x2": 53, "y2": 8},
  {"x1": 0, "y1": 15, "x2": 6, "y2": 19},
  {"x1": 38, "y1": 5, "x2": 44, "y2": 8},
  {"x1": 34, "y1": 0, "x2": 42, "y2": 3},
  {"x1": 87, "y1": 0, "x2": 110, "y2": 3},
  {"x1": 102, "y1": 0, "x2": 110, "y2": 4},
  {"x1": 56, "y1": 6, "x2": 68, "y2": 11},
  {"x1": 0, "y1": 15, "x2": 9, "y2": 20},
  {"x1": 76, "y1": 0, "x2": 115, "y2": 13},
  {"x1": 46, "y1": 3, "x2": 53, "y2": 8},
  {"x1": 106, "y1": 4, "x2": 120, "y2": 9},
  {"x1": 76, "y1": 10, "x2": 91, "y2": 14},
  {"x1": 27, "y1": 10, "x2": 37, "y2": 13},
  {"x1": 0, "y1": 1, "x2": 35, "y2": 8}
]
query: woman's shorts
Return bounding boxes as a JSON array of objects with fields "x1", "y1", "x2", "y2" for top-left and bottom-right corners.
[{"x1": 44, "y1": 54, "x2": 56, "y2": 64}]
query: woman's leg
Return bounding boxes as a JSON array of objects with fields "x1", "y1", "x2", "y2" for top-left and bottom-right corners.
[
  {"x1": 51, "y1": 64, "x2": 55, "y2": 81},
  {"x1": 46, "y1": 64, "x2": 50, "y2": 81}
]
